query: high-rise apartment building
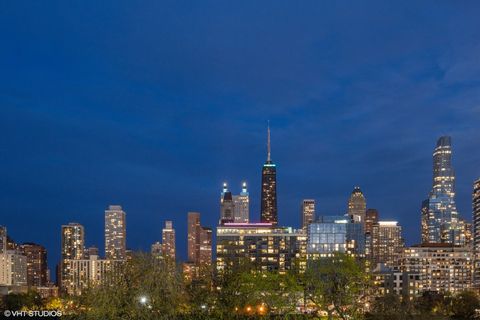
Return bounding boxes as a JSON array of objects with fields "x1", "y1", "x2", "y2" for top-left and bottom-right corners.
[
  {"x1": 301, "y1": 199, "x2": 315, "y2": 230},
  {"x1": 365, "y1": 209, "x2": 379, "y2": 235},
  {"x1": 307, "y1": 215, "x2": 365, "y2": 259},
  {"x1": 233, "y1": 182, "x2": 249, "y2": 223},
  {"x1": 162, "y1": 220, "x2": 176, "y2": 261},
  {"x1": 261, "y1": 125, "x2": 278, "y2": 225},
  {"x1": 365, "y1": 209, "x2": 379, "y2": 264},
  {"x1": 0, "y1": 226, "x2": 6, "y2": 255},
  {"x1": 0, "y1": 227, "x2": 27, "y2": 287},
  {"x1": 61, "y1": 223, "x2": 84, "y2": 260},
  {"x1": 421, "y1": 137, "x2": 464, "y2": 245},
  {"x1": 105, "y1": 205, "x2": 126, "y2": 260},
  {"x1": 473, "y1": 179, "x2": 480, "y2": 286},
  {"x1": 348, "y1": 187, "x2": 366, "y2": 222},
  {"x1": 371, "y1": 221, "x2": 404, "y2": 268},
  {"x1": 185, "y1": 212, "x2": 212, "y2": 280},
  {"x1": 216, "y1": 223, "x2": 307, "y2": 273},
  {"x1": 400, "y1": 244, "x2": 473, "y2": 293},
  {"x1": 60, "y1": 223, "x2": 85, "y2": 291},
  {"x1": 62, "y1": 254, "x2": 123, "y2": 295},
  {"x1": 19, "y1": 243, "x2": 48, "y2": 287},
  {"x1": 0, "y1": 251, "x2": 27, "y2": 287}
]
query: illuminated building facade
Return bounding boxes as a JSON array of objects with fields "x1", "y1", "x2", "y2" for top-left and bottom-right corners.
[
  {"x1": 348, "y1": 187, "x2": 366, "y2": 222},
  {"x1": 105, "y1": 205, "x2": 126, "y2": 260},
  {"x1": 307, "y1": 215, "x2": 365, "y2": 259},
  {"x1": 0, "y1": 251, "x2": 27, "y2": 287},
  {"x1": 365, "y1": 209, "x2": 379, "y2": 264},
  {"x1": 372, "y1": 264, "x2": 422, "y2": 297},
  {"x1": 19, "y1": 243, "x2": 48, "y2": 287},
  {"x1": 220, "y1": 184, "x2": 235, "y2": 224},
  {"x1": 60, "y1": 223, "x2": 84, "y2": 291},
  {"x1": 261, "y1": 125, "x2": 277, "y2": 225},
  {"x1": 162, "y1": 220, "x2": 176, "y2": 261},
  {"x1": 185, "y1": 212, "x2": 212, "y2": 280},
  {"x1": 473, "y1": 179, "x2": 480, "y2": 286},
  {"x1": 400, "y1": 244, "x2": 473, "y2": 293},
  {"x1": 233, "y1": 182, "x2": 249, "y2": 223},
  {"x1": 421, "y1": 136, "x2": 464, "y2": 245},
  {"x1": 151, "y1": 241, "x2": 162, "y2": 256},
  {"x1": 0, "y1": 227, "x2": 27, "y2": 287},
  {"x1": 62, "y1": 255, "x2": 123, "y2": 295},
  {"x1": 216, "y1": 223, "x2": 306, "y2": 273},
  {"x1": 371, "y1": 221, "x2": 404, "y2": 268},
  {"x1": 301, "y1": 199, "x2": 315, "y2": 230},
  {"x1": 0, "y1": 226, "x2": 6, "y2": 255}
]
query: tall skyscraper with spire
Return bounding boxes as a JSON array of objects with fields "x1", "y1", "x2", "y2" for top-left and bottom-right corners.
[
  {"x1": 421, "y1": 136, "x2": 464, "y2": 245},
  {"x1": 261, "y1": 124, "x2": 278, "y2": 225}
]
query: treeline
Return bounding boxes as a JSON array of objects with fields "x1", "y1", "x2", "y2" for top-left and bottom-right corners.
[{"x1": 1, "y1": 253, "x2": 480, "y2": 319}]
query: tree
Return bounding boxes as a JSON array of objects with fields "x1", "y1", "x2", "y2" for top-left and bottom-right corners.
[
  {"x1": 3, "y1": 290, "x2": 43, "y2": 311},
  {"x1": 366, "y1": 294, "x2": 415, "y2": 320},
  {"x1": 77, "y1": 253, "x2": 187, "y2": 320},
  {"x1": 304, "y1": 253, "x2": 370, "y2": 320},
  {"x1": 450, "y1": 291, "x2": 480, "y2": 320}
]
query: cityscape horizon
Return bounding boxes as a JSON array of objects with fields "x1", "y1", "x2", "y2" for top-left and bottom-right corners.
[{"x1": 2, "y1": 2, "x2": 480, "y2": 318}]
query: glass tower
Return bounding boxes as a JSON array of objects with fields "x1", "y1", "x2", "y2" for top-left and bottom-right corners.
[
  {"x1": 261, "y1": 125, "x2": 278, "y2": 224},
  {"x1": 421, "y1": 136, "x2": 463, "y2": 245}
]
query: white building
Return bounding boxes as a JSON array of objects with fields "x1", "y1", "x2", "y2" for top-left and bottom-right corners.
[
  {"x1": 62, "y1": 255, "x2": 124, "y2": 295},
  {"x1": 0, "y1": 250, "x2": 27, "y2": 287},
  {"x1": 400, "y1": 244, "x2": 473, "y2": 293}
]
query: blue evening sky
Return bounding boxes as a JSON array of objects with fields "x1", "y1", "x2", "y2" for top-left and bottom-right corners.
[{"x1": 1, "y1": 1, "x2": 480, "y2": 273}]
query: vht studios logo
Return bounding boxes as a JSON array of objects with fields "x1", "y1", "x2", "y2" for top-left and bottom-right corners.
[{"x1": 3, "y1": 310, "x2": 62, "y2": 318}]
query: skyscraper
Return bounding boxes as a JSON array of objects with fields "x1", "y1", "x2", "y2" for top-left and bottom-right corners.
[
  {"x1": 105, "y1": 205, "x2": 126, "y2": 260},
  {"x1": 162, "y1": 220, "x2": 176, "y2": 261},
  {"x1": 20, "y1": 243, "x2": 48, "y2": 287},
  {"x1": 219, "y1": 184, "x2": 235, "y2": 224},
  {"x1": 371, "y1": 221, "x2": 404, "y2": 268},
  {"x1": 233, "y1": 182, "x2": 249, "y2": 223},
  {"x1": 473, "y1": 179, "x2": 480, "y2": 253},
  {"x1": 61, "y1": 223, "x2": 85, "y2": 261},
  {"x1": 421, "y1": 136, "x2": 463, "y2": 245},
  {"x1": 365, "y1": 209, "x2": 379, "y2": 265},
  {"x1": 0, "y1": 226, "x2": 6, "y2": 255},
  {"x1": 60, "y1": 223, "x2": 84, "y2": 291},
  {"x1": 473, "y1": 179, "x2": 480, "y2": 287},
  {"x1": 261, "y1": 124, "x2": 278, "y2": 224},
  {"x1": 301, "y1": 199, "x2": 315, "y2": 230},
  {"x1": 187, "y1": 212, "x2": 201, "y2": 263},
  {"x1": 185, "y1": 212, "x2": 212, "y2": 279},
  {"x1": 348, "y1": 187, "x2": 366, "y2": 222}
]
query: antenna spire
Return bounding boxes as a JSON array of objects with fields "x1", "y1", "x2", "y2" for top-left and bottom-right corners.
[{"x1": 267, "y1": 121, "x2": 271, "y2": 162}]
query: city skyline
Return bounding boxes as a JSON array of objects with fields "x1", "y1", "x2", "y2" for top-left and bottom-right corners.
[
  {"x1": 1, "y1": 1, "x2": 480, "y2": 283},
  {"x1": 1, "y1": 133, "x2": 479, "y2": 276}
]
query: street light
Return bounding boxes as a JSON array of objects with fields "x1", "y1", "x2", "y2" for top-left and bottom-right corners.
[{"x1": 139, "y1": 296, "x2": 148, "y2": 305}]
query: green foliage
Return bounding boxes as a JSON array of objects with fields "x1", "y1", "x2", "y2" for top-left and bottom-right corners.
[
  {"x1": 449, "y1": 291, "x2": 480, "y2": 320},
  {"x1": 304, "y1": 253, "x2": 370, "y2": 320},
  {"x1": 77, "y1": 253, "x2": 187, "y2": 320},
  {"x1": 3, "y1": 290, "x2": 43, "y2": 311}
]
